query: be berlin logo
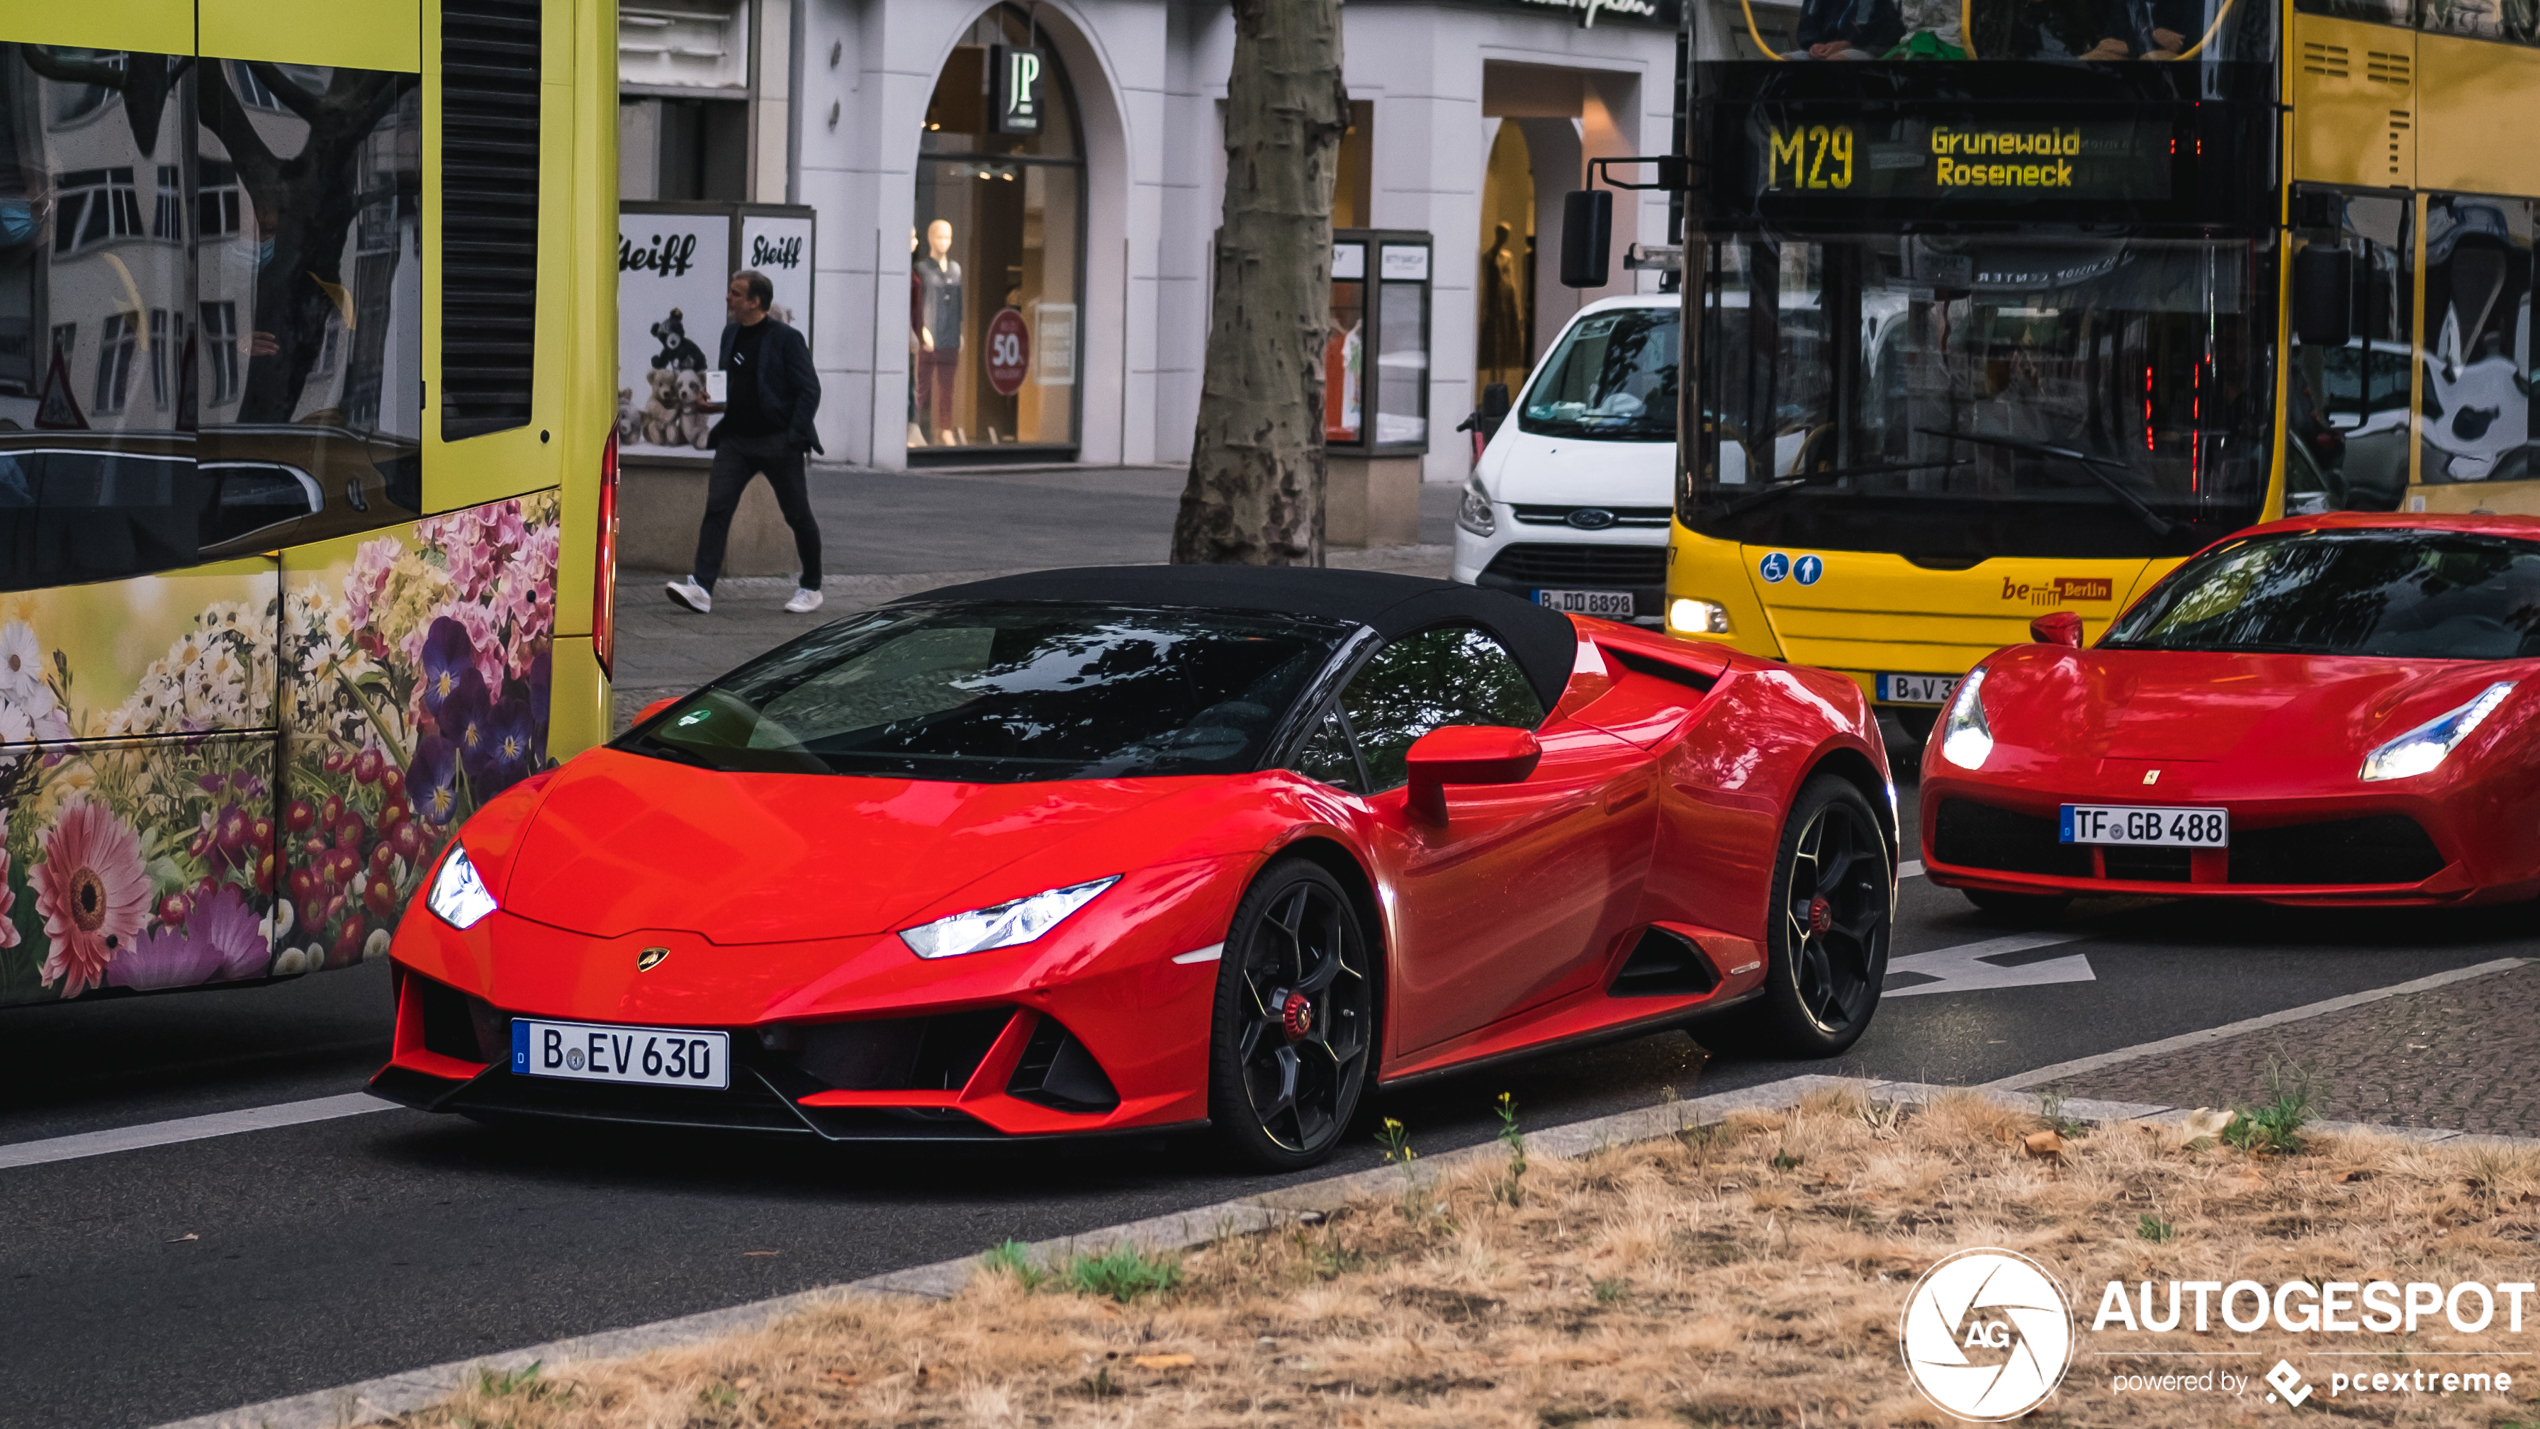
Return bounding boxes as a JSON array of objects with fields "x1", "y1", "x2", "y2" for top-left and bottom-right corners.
[{"x1": 1899, "y1": 1248, "x2": 2530, "y2": 1420}]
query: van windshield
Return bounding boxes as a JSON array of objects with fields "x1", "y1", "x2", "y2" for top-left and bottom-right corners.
[{"x1": 1518, "y1": 307, "x2": 1679, "y2": 443}]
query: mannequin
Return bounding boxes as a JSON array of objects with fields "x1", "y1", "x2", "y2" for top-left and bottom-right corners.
[
  {"x1": 1480, "y1": 221, "x2": 1526, "y2": 384},
  {"x1": 916, "y1": 218, "x2": 966, "y2": 445},
  {"x1": 908, "y1": 226, "x2": 926, "y2": 445}
]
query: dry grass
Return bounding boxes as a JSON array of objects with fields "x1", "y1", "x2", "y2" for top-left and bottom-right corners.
[{"x1": 398, "y1": 1091, "x2": 2540, "y2": 1428}]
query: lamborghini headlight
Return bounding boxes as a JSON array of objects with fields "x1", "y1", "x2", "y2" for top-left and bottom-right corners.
[
  {"x1": 1938, "y1": 667, "x2": 1994, "y2": 771},
  {"x1": 2361, "y1": 682, "x2": 2515, "y2": 781},
  {"x1": 1456, "y1": 478, "x2": 1497, "y2": 538},
  {"x1": 426, "y1": 844, "x2": 498, "y2": 930},
  {"x1": 899, "y1": 876, "x2": 1121, "y2": 960}
]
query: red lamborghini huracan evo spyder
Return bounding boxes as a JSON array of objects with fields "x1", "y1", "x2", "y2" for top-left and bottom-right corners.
[
  {"x1": 372, "y1": 567, "x2": 1896, "y2": 1168},
  {"x1": 1923, "y1": 514, "x2": 2540, "y2": 914}
]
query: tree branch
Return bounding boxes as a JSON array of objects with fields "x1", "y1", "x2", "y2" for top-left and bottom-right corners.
[
  {"x1": 19, "y1": 47, "x2": 130, "y2": 91},
  {"x1": 243, "y1": 60, "x2": 327, "y2": 124}
]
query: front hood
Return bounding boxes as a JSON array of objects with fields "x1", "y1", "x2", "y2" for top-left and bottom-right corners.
[
  {"x1": 1481, "y1": 424, "x2": 1675, "y2": 509},
  {"x1": 491, "y1": 749, "x2": 1185, "y2": 941},
  {"x1": 1980, "y1": 646, "x2": 2522, "y2": 764}
]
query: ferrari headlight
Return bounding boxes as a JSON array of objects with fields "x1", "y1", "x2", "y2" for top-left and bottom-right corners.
[
  {"x1": 1456, "y1": 478, "x2": 1497, "y2": 538},
  {"x1": 2361, "y1": 682, "x2": 2515, "y2": 781},
  {"x1": 899, "y1": 876, "x2": 1120, "y2": 960},
  {"x1": 1938, "y1": 667, "x2": 1993, "y2": 771},
  {"x1": 1669, "y1": 598, "x2": 1731, "y2": 635},
  {"x1": 426, "y1": 844, "x2": 497, "y2": 930}
]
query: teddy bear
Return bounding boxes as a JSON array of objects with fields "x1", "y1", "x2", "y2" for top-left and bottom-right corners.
[{"x1": 639, "y1": 367, "x2": 683, "y2": 447}]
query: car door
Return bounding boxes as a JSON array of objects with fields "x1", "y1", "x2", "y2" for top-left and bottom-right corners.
[{"x1": 1314, "y1": 624, "x2": 1658, "y2": 1057}]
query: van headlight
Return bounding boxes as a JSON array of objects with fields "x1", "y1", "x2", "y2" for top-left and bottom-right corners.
[
  {"x1": 2362, "y1": 682, "x2": 2514, "y2": 781},
  {"x1": 1938, "y1": 667, "x2": 1993, "y2": 771},
  {"x1": 426, "y1": 845, "x2": 498, "y2": 929},
  {"x1": 1456, "y1": 478, "x2": 1497, "y2": 538}
]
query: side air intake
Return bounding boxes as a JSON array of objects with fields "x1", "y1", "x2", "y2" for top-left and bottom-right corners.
[
  {"x1": 1608, "y1": 926, "x2": 1720, "y2": 998},
  {"x1": 1006, "y1": 1015, "x2": 1121, "y2": 1112}
]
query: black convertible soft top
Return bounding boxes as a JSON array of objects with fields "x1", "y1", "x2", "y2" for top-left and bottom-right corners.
[{"x1": 897, "y1": 565, "x2": 1582, "y2": 710}]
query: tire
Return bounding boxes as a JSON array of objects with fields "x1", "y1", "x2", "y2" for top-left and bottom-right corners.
[
  {"x1": 1206, "y1": 859, "x2": 1377, "y2": 1172},
  {"x1": 1704, "y1": 776, "x2": 1893, "y2": 1060},
  {"x1": 1962, "y1": 888, "x2": 2073, "y2": 924}
]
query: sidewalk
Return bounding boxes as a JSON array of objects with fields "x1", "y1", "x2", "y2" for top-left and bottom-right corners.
[
  {"x1": 2060, "y1": 960, "x2": 2540, "y2": 1136},
  {"x1": 609, "y1": 464, "x2": 1461, "y2": 730}
]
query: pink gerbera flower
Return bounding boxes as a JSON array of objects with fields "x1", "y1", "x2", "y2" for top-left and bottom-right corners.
[
  {"x1": 33, "y1": 797, "x2": 150, "y2": 997},
  {"x1": 0, "y1": 845, "x2": 17, "y2": 949}
]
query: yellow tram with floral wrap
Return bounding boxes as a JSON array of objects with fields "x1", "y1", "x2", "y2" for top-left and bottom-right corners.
[{"x1": 0, "y1": 0, "x2": 617, "y2": 1005}]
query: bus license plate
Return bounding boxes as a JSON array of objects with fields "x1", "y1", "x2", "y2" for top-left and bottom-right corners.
[
  {"x1": 1535, "y1": 588, "x2": 1636, "y2": 619},
  {"x1": 1877, "y1": 673, "x2": 1960, "y2": 705},
  {"x1": 2059, "y1": 805, "x2": 2228, "y2": 848},
  {"x1": 511, "y1": 1018, "x2": 731, "y2": 1089}
]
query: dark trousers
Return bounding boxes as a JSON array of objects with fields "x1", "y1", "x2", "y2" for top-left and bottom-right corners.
[{"x1": 692, "y1": 433, "x2": 821, "y2": 592}]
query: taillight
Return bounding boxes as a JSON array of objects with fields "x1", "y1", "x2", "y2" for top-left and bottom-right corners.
[{"x1": 592, "y1": 428, "x2": 619, "y2": 676}]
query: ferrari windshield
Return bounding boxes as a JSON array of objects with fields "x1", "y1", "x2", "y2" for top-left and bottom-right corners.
[
  {"x1": 2101, "y1": 530, "x2": 2540, "y2": 659},
  {"x1": 623, "y1": 603, "x2": 1353, "y2": 781},
  {"x1": 1519, "y1": 306, "x2": 1679, "y2": 442},
  {"x1": 1687, "y1": 234, "x2": 2269, "y2": 558}
]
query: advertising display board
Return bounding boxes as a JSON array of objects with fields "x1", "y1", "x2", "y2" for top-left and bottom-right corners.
[
  {"x1": 616, "y1": 203, "x2": 818, "y2": 460},
  {"x1": 1327, "y1": 229, "x2": 1432, "y2": 454}
]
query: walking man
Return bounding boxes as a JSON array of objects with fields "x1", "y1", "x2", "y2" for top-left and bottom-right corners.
[{"x1": 666, "y1": 269, "x2": 825, "y2": 614}]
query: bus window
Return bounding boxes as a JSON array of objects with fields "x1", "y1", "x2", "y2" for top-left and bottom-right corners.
[
  {"x1": 1688, "y1": 232, "x2": 2270, "y2": 559},
  {"x1": 2419, "y1": 195, "x2": 2535, "y2": 488},
  {"x1": 2287, "y1": 192, "x2": 2412, "y2": 512},
  {"x1": 1761, "y1": 0, "x2": 2275, "y2": 60}
]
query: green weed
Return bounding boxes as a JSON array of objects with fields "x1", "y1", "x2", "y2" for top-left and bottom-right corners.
[
  {"x1": 2136, "y1": 1214, "x2": 2174, "y2": 1243},
  {"x1": 1056, "y1": 1243, "x2": 1183, "y2": 1302},
  {"x1": 1494, "y1": 1092, "x2": 1528, "y2": 1207},
  {"x1": 978, "y1": 1238, "x2": 1048, "y2": 1291}
]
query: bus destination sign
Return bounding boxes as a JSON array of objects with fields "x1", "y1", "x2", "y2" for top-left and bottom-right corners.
[{"x1": 1749, "y1": 113, "x2": 2172, "y2": 203}]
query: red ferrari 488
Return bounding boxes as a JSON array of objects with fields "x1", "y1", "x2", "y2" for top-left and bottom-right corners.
[
  {"x1": 1924, "y1": 514, "x2": 2540, "y2": 916},
  {"x1": 373, "y1": 568, "x2": 1895, "y2": 1168}
]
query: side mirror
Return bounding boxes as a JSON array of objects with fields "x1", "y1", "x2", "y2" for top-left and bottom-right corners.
[
  {"x1": 635, "y1": 696, "x2": 680, "y2": 724},
  {"x1": 2030, "y1": 611, "x2": 2084, "y2": 647},
  {"x1": 1560, "y1": 189, "x2": 1612, "y2": 289},
  {"x1": 2292, "y1": 246, "x2": 2354, "y2": 348},
  {"x1": 1406, "y1": 724, "x2": 1542, "y2": 822}
]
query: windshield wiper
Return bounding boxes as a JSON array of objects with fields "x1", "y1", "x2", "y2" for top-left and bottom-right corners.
[
  {"x1": 1913, "y1": 427, "x2": 2176, "y2": 538},
  {"x1": 1710, "y1": 458, "x2": 1973, "y2": 520}
]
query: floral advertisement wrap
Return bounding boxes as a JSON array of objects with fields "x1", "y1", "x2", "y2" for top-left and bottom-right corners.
[{"x1": 0, "y1": 494, "x2": 562, "y2": 1009}]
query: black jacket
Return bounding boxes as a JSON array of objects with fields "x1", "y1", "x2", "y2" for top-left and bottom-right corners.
[{"x1": 708, "y1": 318, "x2": 824, "y2": 454}]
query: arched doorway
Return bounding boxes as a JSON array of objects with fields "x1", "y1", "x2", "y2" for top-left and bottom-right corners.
[
  {"x1": 910, "y1": 6, "x2": 1086, "y2": 458},
  {"x1": 1477, "y1": 120, "x2": 1537, "y2": 400}
]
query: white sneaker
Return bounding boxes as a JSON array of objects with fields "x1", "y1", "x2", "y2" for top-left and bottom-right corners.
[
  {"x1": 666, "y1": 577, "x2": 711, "y2": 613},
  {"x1": 784, "y1": 588, "x2": 824, "y2": 614}
]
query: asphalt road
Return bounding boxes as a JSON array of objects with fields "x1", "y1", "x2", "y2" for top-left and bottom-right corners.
[{"x1": 5, "y1": 778, "x2": 2535, "y2": 1428}]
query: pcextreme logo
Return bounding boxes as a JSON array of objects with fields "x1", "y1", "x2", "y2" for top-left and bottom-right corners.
[{"x1": 1899, "y1": 1248, "x2": 2076, "y2": 1421}]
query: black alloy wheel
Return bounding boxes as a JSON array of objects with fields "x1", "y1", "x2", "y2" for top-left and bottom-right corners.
[
  {"x1": 1207, "y1": 859, "x2": 1375, "y2": 1171},
  {"x1": 1704, "y1": 776, "x2": 1892, "y2": 1059}
]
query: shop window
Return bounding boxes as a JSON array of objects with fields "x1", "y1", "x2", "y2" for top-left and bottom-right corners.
[
  {"x1": 93, "y1": 311, "x2": 135, "y2": 414},
  {"x1": 911, "y1": 6, "x2": 1086, "y2": 457},
  {"x1": 1477, "y1": 121, "x2": 1536, "y2": 399},
  {"x1": 1334, "y1": 101, "x2": 1372, "y2": 230}
]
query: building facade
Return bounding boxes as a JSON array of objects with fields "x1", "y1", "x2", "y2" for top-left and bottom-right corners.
[{"x1": 622, "y1": 0, "x2": 1679, "y2": 483}]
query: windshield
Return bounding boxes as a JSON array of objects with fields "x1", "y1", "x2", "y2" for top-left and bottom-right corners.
[
  {"x1": 1518, "y1": 306, "x2": 1680, "y2": 442},
  {"x1": 621, "y1": 603, "x2": 1353, "y2": 782},
  {"x1": 1731, "y1": 0, "x2": 2272, "y2": 62},
  {"x1": 1685, "y1": 234, "x2": 2270, "y2": 558},
  {"x1": 2101, "y1": 530, "x2": 2540, "y2": 658}
]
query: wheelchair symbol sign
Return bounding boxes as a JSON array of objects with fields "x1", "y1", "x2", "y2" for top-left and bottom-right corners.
[
  {"x1": 1794, "y1": 554, "x2": 1823, "y2": 586},
  {"x1": 1759, "y1": 552, "x2": 1791, "y2": 583}
]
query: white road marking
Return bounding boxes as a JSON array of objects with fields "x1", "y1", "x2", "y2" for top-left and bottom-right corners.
[
  {"x1": 1170, "y1": 943, "x2": 1224, "y2": 966},
  {"x1": 0, "y1": 1093, "x2": 394, "y2": 1172},
  {"x1": 1883, "y1": 931, "x2": 2095, "y2": 998},
  {"x1": 1899, "y1": 859, "x2": 1925, "y2": 879}
]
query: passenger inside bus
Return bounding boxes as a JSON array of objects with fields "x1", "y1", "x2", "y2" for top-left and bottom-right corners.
[{"x1": 1777, "y1": 0, "x2": 2216, "y2": 58}]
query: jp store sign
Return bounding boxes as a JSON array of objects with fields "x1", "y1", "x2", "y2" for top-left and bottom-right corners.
[
  {"x1": 991, "y1": 44, "x2": 1043, "y2": 135},
  {"x1": 1899, "y1": 1249, "x2": 2075, "y2": 1421}
]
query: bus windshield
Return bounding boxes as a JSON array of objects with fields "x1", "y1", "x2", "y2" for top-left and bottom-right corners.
[{"x1": 1685, "y1": 234, "x2": 2270, "y2": 559}]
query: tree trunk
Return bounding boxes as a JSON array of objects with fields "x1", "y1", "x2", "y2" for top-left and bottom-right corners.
[{"x1": 1171, "y1": 0, "x2": 1349, "y2": 566}]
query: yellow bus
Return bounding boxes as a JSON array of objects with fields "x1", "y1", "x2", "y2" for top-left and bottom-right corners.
[
  {"x1": 1663, "y1": 0, "x2": 2540, "y2": 739},
  {"x1": 0, "y1": 0, "x2": 616, "y2": 1006}
]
